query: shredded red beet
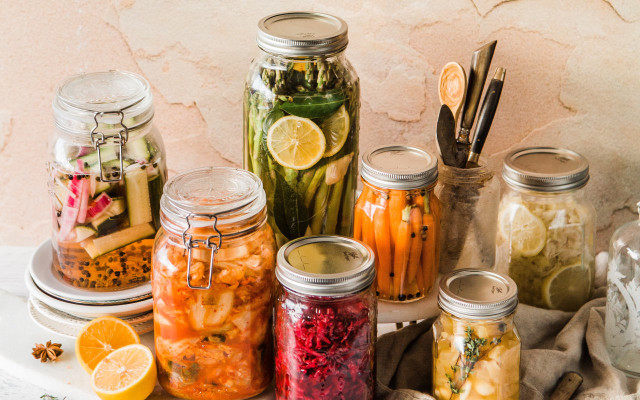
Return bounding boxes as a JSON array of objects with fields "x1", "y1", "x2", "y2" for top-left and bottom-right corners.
[{"x1": 275, "y1": 290, "x2": 375, "y2": 400}]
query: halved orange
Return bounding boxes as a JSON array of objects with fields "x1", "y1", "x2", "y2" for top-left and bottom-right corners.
[
  {"x1": 91, "y1": 344, "x2": 156, "y2": 400},
  {"x1": 76, "y1": 316, "x2": 140, "y2": 373}
]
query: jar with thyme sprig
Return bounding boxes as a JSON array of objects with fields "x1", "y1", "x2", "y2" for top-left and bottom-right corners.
[
  {"x1": 433, "y1": 269, "x2": 520, "y2": 400},
  {"x1": 244, "y1": 12, "x2": 359, "y2": 246}
]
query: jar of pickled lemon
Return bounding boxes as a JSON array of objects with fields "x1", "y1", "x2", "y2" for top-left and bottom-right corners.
[
  {"x1": 496, "y1": 147, "x2": 595, "y2": 311},
  {"x1": 153, "y1": 167, "x2": 277, "y2": 400},
  {"x1": 433, "y1": 269, "x2": 520, "y2": 400}
]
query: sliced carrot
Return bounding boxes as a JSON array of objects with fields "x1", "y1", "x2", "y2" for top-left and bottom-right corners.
[
  {"x1": 422, "y1": 211, "x2": 438, "y2": 295},
  {"x1": 413, "y1": 190, "x2": 424, "y2": 208},
  {"x1": 353, "y1": 198, "x2": 364, "y2": 241},
  {"x1": 393, "y1": 206, "x2": 412, "y2": 300},
  {"x1": 374, "y1": 197, "x2": 392, "y2": 298},
  {"x1": 361, "y1": 191, "x2": 378, "y2": 284},
  {"x1": 406, "y1": 206, "x2": 423, "y2": 285},
  {"x1": 388, "y1": 190, "x2": 406, "y2": 252}
]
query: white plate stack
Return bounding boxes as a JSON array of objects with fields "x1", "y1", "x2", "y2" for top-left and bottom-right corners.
[{"x1": 25, "y1": 239, "x2": 153, "y2": 338}]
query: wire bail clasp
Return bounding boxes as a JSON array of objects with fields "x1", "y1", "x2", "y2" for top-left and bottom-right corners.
[
  {"x1": 90, "y1": 111, "x2": 129, "y2": 182},
  {"x1": 182, "y1": 213, "x2": 222, "y2": 290}
]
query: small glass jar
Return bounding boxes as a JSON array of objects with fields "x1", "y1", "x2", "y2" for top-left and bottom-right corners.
[
  {"x1": 153, "y1": 167, "x2": 277, "y2": 400},
  {"x1": 437, "y1": 161, "x2": 500, "y2": 273},
  {"x1": 354, "y1": 145, "x2": 441, "y2": 302},
  {"x1": 244, "y1": 12, "x2": 360, "y2": 246},
  {"x1": 49, "y1": 71, "x2": 166, "y2": 290},
  {"x1": 496, "y1": 147, "x2": 595, "y2": 311},
  {"x1": 275, "y1": 236, "x2": 377, "y2": 400},
  {"x1": 605, "y1": 201, "x2": 640, "y2": 378},
  {"x1": 433, "y1": 269, "x2": 520, "y2": 400}
]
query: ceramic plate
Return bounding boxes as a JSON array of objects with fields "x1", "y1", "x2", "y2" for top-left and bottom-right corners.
[{"x1": 29, "y1": 238, "x2": 151, "y2": 305}]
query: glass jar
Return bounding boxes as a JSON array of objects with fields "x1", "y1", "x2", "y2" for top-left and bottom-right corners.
[
  {"x1": 244, "y1": 12, "x2": 360, "y2": 246},
  {"x1": 433, "y1": 269, "x2": 520, "y2": 400},
  {"x1": 48, "y1": 71, "x2": 166, "y2": 290},
  {"x1": 496, "y1": 147, "x2": 595, "y2": 311},
  {"x1": 354, "y1": 145, "x2": 441, "y2": 302},
  {"x1": 153, "y1": 167, "x2": 277, "y2": 400},
  {"x1": 605, "y1": 201, "x2": 640, "y2": 378},
  {"x1": 437, "y1": 161, "x2": 500, "y2": 273},
  {"x1": 275, "y1": 236, "x2": 376, "y2": 400}
]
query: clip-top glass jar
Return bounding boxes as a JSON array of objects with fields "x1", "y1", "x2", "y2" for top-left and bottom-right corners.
[
  {"x1": 275, "y1": 236, "x2": 376, "y2": 400},
  {"x1": 433, "y1": 269, "x2": 520, "y2": 400},
  {"x1": 605, "y1": 201, "x2": 640, "y2": 378},
  {"x1": 354, "y1": 145, "x2": 441, "y2": 302},
  {"x1": 153, "y1": 167, "x2": 277, "y2": 400},
  {"x1": 496, "y1": 147, "x2": 595, "y2": 311},
  {"x1": 244, "y1": 12, "x2": 360, "y2": 246},
  {"x1": 49, "y1": 71, "x2": 166, "y2": 290}
]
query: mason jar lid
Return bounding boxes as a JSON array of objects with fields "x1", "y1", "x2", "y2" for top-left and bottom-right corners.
[
  {"x1": 361, "y1": 145, "x2": 438, "y2": 190},
  {"x1": 257, "y1": 12, "x2": 348, "y2": 56},
  {"x1": 502, "y1": 147, "x2": 589, "y2": 192},
  {"x1": 160, "y1": 167, "x2": 266, "y2": 235},
  {"x1": 53, "y1": 71, "x2": 154, "y2": 135},
  {"x1": 438, "y1": 269, "x2": 518, "y2": 320},
  {"x1": 276, "y1": 236, "x2": 376, "y2": 296}
]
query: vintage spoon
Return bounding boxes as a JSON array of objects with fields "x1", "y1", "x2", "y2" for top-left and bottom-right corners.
[{"x1": 438, "y1": 61, "x2": 467, "y2": 126}]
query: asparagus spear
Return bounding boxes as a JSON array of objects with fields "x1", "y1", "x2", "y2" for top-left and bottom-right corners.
[{"x1": 324, "y1": 178, "x2": 344, "y2": 234}]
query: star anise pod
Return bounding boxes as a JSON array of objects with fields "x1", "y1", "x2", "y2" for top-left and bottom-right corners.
[{"x1": 32, "y1": 341, "x2": 63, "y2": 363}]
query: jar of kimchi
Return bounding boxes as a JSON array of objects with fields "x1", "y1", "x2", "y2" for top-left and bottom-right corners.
[
  {"x1": 153, "y1": 167, "x2": 276, "y2": 399},
  {"x1": 355, "y1": 145, "x2": 441, "y2": 302},
  {"x1": 275, "y1": 236, "x2": 377, "y2": 400},
  {"x1": 433, "y1": 269, "x2": 520, "y2": 400},
  {"x1": 49, "y1": 71, "x2": 166, "y2": 290}
]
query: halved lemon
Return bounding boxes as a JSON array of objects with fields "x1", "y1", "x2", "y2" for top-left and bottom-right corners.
[
  {"x1": 267, "y1": 115, "x2": 326, "y2": 170},
  {"x1": 76, "y1": 316, "x2": 140, "y2": 373},
  {"x1": 91, "y1": 344, "x2": 156, "y2": 400},
  {"x1": 320, "y1": 105, "x2": 350, "y2": 157},
  {"x1": 499, "y1": 203, "x2": 547, "y2": 257},
  {"x1": 542, "y1": 263, "x2": 591, "y2": 311}
]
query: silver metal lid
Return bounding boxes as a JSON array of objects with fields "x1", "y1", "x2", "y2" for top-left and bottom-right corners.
[
  {"x1": 361, "y1": 145, "x2": 438, "y2": 190},
  {"x1": 502, "y1": 147, "x2": 589, "y2": 192},
  {"x1": 257, "y1": 12, "x2": 348, "y2": 56},
  {"x1": 276, "y1": 236, "x2": 376, "y2": 296},
  {"x1": 438, "y1": 269, "x2": 518, "y2": 320},
  {"x1": 53, "y1": 71, "x2": 154, "y2": 135}
]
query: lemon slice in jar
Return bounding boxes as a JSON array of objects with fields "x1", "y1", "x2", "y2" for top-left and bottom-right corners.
[
  {"x1": 267, "y1": 115, "x2": 326, "y2": 170},
  {"x1": 542, "y1": 262, "x2": 591, "y2": 311},
  {"x1": 500, "y1": 203, "x2": 547, "y2": 257},
  {"x1": 320, "y1": 105, "x2": 350, "y2": 157}
]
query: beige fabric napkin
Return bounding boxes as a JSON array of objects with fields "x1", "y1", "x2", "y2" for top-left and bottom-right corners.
[{"x1": 375, "y1": 288, "x2": 640, "y2": 399}]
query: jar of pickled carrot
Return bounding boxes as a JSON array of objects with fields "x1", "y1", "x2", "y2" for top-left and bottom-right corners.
[
  {"x1": 153, "y1": 167, "x2": 277, "y2": 400},
  {"x1": 49, "y1": 71, "x2": 166, "y2": 290},
  {"x1": 433, "y1": 269, "x2": 520, "y2": 400},
  {"x1": 275, "y1": 236, "x2": 377, "y2": 400},
  {"x1": 354, "y1": 145, "x2": 441, "y2": 302}
]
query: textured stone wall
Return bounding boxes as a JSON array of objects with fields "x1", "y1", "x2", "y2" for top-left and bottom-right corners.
[{"x1": 0, "y1": 0, "x2": 638, "y2": 250}]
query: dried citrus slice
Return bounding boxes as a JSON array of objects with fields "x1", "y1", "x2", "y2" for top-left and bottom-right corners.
[
  {"x1": 76, "y1": 316, "x2": 140, "y2": 373},
  {"x1": 542, "y1": 263, "x2": 591, "y2": 311},
  {"x1": 320, "y1": 105, "x2": 349, "y2": 157},
  {"x1": 91, "y1": 344, "x2": 156, "y2": 400},
  {"x1": 267, "y1": 115, "x2": 326, "y2": 170},
  {"x1": 500, "y1": 203, "x2": 546, "y2": 257}
]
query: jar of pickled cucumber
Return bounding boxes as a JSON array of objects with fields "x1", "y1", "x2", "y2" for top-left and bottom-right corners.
[
  {"x1": 433, "y1": 269, "x2": 520, "y2": 400},
  {"x1": 49, "y1": 71, "x2": 166, "y2": 290},
  {"x1": 153, "y1": 167, "x2": 276, "y2": 400},
  {"x1": 355, "y1": 145, "x2": 441, "y2": 302},
  {"x1": 275, "y1": 236, "x2": 377, "y2": 400},
  {"x1": 244, "y1": 12, "x2": 360, "y2": 246},
  {"x1": 496, "y1": 147, "x2": 595, "y2": 311}
]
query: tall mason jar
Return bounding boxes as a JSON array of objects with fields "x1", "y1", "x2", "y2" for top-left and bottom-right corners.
[
  {"x1": 244, "y1": 12, "x2": 360, "y2": 246},
  {"x1": 49, "y1": 71, "x2": 166, "y2": 290},
  {"x1": 153, "y1": 167, "x2": 277, "y2": 399},
  {"x1": 496, "y1": 147, "x2": 595, "y2": 311},
  {"x1": 275, "y1": 236, "x2": 377, "y2": 400}
]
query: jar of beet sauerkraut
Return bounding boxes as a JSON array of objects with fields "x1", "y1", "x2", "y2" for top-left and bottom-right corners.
[
  {"x1": 275, "y1": 235, "x2": 377, "y2": 400},
  {"x1": 153, "y1": 167, "x2": 276, "y2": 400},
  {"x1": 49, "y1": 71, "x2": 166, "y2": 290}
]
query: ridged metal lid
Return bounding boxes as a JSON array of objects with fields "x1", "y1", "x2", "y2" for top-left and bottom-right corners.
[
  {"x1": 257, "y1": 12, "x2": 348, "y2": 56},
  {"x1": 502, "y1": 147, "x2": 589, "y2": 192},
  {"x1": 438, "y1": 269, "x2": 518, "y2": 320},
  {"x1": 276, "y1": 236, "x2": 376, "y2": 296},
  {"x1": 361, "y1": 145, "x2": 438, "y2": 190}
]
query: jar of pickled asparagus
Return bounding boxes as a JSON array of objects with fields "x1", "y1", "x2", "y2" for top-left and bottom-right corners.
[
  {"x1": 354, "y1": 145, "x2": 441, "y2": 302},
  {"x1": 275, "y1": 236, "x2": 376, "y2": 400},
  {"x1": 153, "y1": 167, "x2": 276, "y2": 400},
  {"x1": 244, "y1": 12, "x2": 360, "y2": 246},
  {"x1": 48, "y1": 71, "x2": 166, "y2": 290},
  {"x1": 433, "y1": 269, "x2": 520, "y2": 400},
  {"x1": 496, "y1": 147, "x2": 595, "y2": 311}
]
